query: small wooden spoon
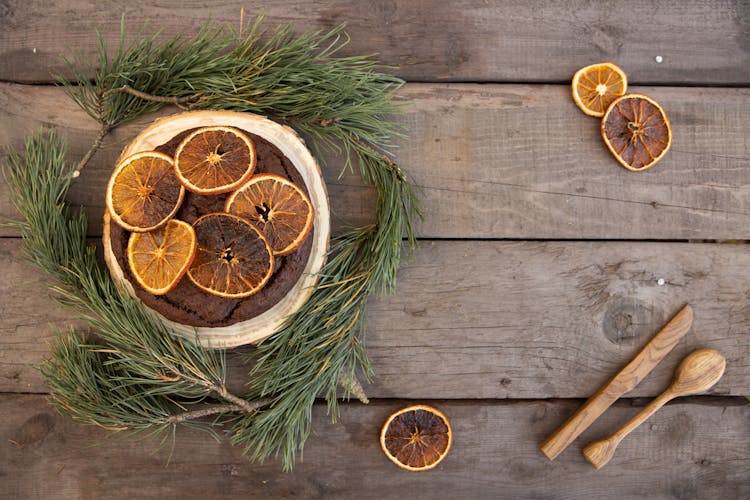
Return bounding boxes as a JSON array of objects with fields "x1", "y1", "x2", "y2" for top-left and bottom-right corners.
[{"x1": 583, "y1": 348, "x2": 726, "y2": 469}]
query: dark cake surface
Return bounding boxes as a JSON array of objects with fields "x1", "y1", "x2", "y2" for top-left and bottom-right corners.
[{"x1": 108, "y1": 128, "x2": 313, "y2": 327}]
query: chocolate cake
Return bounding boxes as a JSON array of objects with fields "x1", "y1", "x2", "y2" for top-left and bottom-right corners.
[{"x1": 108, "y1": 128, "x2": 314, "y2": 327}]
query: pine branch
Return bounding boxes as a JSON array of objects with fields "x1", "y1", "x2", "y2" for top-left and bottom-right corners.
[
  {"x1": 41, "y1": 331, "x2": 190, "y2": 432},
  {"x1": 104, "y1": 85, "x2": 197, "y2": 107},
  {"x1": 42, "y1": 331, "x2": 265, "y2": 432},
  {"x1": 57, "y1": 17, "x2": 404, "y2": 171},
  {"x1": 208, "y1": 384, "x2": 271, "y2": 415},
  {"x1": 233, "y1": 148, "x2": 418, "y2": 467},
  {"x1": 2, "y1": 131, "x2": 260, "y2": 433},
  {"x1": 74, "y1": 123, "x2": 111, "y2": 177},
  {"x1": 165, "y1": 397, "x2": 270, "y2": 424},
  {"x1": 165, "y1": 405, "x2": 245, "y2": 424}
]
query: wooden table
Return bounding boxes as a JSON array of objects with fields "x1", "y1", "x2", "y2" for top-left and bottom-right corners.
[{"x1": 1, "y1": 1, "x2": 749, "y2": 498}]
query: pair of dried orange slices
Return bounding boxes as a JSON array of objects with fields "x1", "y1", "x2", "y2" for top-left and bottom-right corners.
[
  {"x1": 106, "y1": 126, "x2": 313, "y2": 299},
  {"x1": 572, "y1": 62, "x2": 672, "y2": 172}
]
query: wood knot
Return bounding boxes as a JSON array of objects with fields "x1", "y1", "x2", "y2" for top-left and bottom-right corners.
[
  {"x1": 601, "y1": 299, "x2": 654, "y2": 346},
  {"x1": 14, "y1": 413, "x2": 54, "y2": 447}
]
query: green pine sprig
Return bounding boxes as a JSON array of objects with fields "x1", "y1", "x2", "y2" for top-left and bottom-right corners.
[
  {"x1": 61, "y1": 17, "x2": 404, "y2": 176},
  {"x1": 6, "y1": 16, "x2": 419, "y2": 470},
  {"x1": 236, "y1": 139, "x2": 417, "y2": 467},
  {"x1": 3, "y1": 130, "x2": 261, "y2": 435}
]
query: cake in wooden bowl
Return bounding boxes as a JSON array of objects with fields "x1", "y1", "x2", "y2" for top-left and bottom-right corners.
[{"x1": 103, "y1": 111, "x2": 330, "y2": 348}]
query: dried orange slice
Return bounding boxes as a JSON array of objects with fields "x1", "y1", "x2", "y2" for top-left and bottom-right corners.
[
  {"x1": 602, "y1": 94, "x2": 672, "y2": 172},
  {"x1": 225, "y1": 174, "x2": 314, "y2": 256},
  {"x1": 380, "y1": 405, "x2": 452, "y2": 471},
  {"x1": 127, "y1": 219, "x2": 197, "y2": 295},
  {"x1": 187, "y1": 213, "x2": 273, "y2": 298},
  {"x1": 572, "y1": 62, "x2": 628, "y2": 117},
  {"x1": 106, "y1": 151, "x2": 185, "y2": 232},
  {"x1": 174, "y1": 126, "x2": 256, "y2": 195}
]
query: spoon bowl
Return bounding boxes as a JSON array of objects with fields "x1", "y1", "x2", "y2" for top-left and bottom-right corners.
[{"x1": 670, "y1": 348, "x2": 726, "y2": 396}]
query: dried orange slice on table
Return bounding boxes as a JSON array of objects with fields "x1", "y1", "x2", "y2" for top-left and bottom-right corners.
[
  {"x1": 602, "y1": 94, "x2": 672, "y2": 171},
  {"x1": 174, "y1": 126, "x2": 256, "y2": 194},
  {"x1": 225, "y1": 174, "x2": 314, "y2": 256},
  {"x1": 380, "y1": 405, "x2": 453, "y2": 471},
  {"x1": 187, "y1": 213, "x2": 274, "y2": 298},
  {"x1": 572, "y1": 62, "x2": 628, "y2": 117},
  {"x1": 106, "y1": 151, "x2": 185, "y2": 232},
  {"x1": 127, "y1": 219, "x2": 197, "y2": 295}
]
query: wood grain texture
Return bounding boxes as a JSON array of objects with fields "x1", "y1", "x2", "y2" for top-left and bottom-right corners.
[
  {"x1": 2, "y1": 82, "x2": 750, "y2": 240},
  {"x1": 1, "y1": 394, "x2": 748, "y2": 499},
  {"x1": 366, "y1": 240, "x2": 750, "y2": 399},
  {"x1": 397, "y1": 83, "x2": 750, "y2": 240},
  {"x1": 0, "y1": 0, "x2": 748, "y2": 84},
  {"x1": 3, "y1": 239, "x2": 749, "y2": 398}
]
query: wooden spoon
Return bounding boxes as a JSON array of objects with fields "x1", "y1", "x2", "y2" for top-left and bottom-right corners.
[{"x1": 583, "y1": 348, "x2": 726, "y2": 469}]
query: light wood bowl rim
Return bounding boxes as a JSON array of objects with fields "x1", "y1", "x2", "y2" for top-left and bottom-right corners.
[{"x1": 103, "y1": 110, "x2": 330, "y2": 349}]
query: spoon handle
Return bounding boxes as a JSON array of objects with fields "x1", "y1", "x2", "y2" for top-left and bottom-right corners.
[
  {"x1": 583, "y1": 389, "x2": 676, "y2": 469},
  {"x1": 610, "y1": 390, "x2": 676, "y2": 444}
]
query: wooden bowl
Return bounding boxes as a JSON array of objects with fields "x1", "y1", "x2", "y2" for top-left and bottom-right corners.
[{"x1": 103, "y1": 110, "x2": 330, "y2": 348}]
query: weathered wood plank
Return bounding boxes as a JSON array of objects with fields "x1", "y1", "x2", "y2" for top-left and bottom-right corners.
[
  {"x1": 369, "y1": 240, "x2": 750, "y2": 398},
  {"x1": 398, "y1": 84, "x2": 750, "y2": 240},
  {"x1": 2, "y1": 83, "x2": 750, "y2": 240},
  {"x1": 0, "y1": 0, "x2": 748, "y2": 84},
  {"x1": 1, "y1": 394, "x2": 748, "y2": 499},
  {"x1": 3, "y1": 239, "x2": 749, "y2": 398}
]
